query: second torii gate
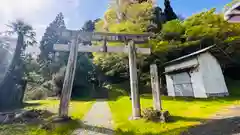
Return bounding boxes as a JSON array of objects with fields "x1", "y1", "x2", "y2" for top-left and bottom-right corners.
[{"x1": 54, "y1": 29, "x2": 151, "y2": 119}]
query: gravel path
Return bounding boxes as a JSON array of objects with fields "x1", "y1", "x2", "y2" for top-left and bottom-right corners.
[
  {"x1": 182, "y1": 105, "x2": 240, "y2": 135},
  {"x1": 73, "y1": 100, "x2": 114, "y2": 135}
]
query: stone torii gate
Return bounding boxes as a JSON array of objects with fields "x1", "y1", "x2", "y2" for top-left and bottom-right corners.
[{"x1": 54, "y1": 29, "x2": 151, "y2": 119}]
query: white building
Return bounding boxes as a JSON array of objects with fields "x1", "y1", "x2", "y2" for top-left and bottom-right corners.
[
  {"x1": 224, "y1": 1, "x2": 240, "y2": 23},
  {"x1": 164, "y1": 46, "x2": 229, "y2": 98}
]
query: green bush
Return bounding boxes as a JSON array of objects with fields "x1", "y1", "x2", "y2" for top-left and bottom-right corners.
[
  {"x1": 24, "y1": 87, "x2": 48, "y2": 100},
  {"x1": 142, "y1": 107, "x2": 172, "y2": 122},
  {"x1": 24, "y1": 82, "x2": 57, "y2": 101},
  {"x1": 142, "y1": 107, "x2": 160, "y2": 121},
  {"x1": 53, "y1": 67, "x2": 65, "y2": 96},
  {"x1": 42, "y1": 81, "x2": 54, "y2": 90}
]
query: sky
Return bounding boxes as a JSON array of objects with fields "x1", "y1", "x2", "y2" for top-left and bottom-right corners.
[{"x1": 0, "y1": 0, "x2": 232, "y2": 54}]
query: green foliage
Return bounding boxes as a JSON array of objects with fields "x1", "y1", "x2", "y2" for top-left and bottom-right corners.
[
  {"x1": 24, "y1": 79, "x2": 56, "y2": 101},
  {"x1": 153, "y1": 8, "x2": 240, "y2": 68},
  {"x1": 93, "y1": 53, "x2": 128, "y2": 77},
  {"x1": 142, "y1": 107, "x2": 159, "y2": 121},
  {"x1": 36, "y1": 17, "x2": 101, "y2": 99},
  {"x1": 94, "y1": 2, "x2": 153, "y2": 80},
  {"x1": 161, "y1": 19, "x2": 185, "y2": 41},
  {"x1": 183, "y1": 9, "x2": 225, "y2": 40},
  {"x1": 53, "y1": 54, "x2": 98, "y2": 98},
  {"x1": 20, "y1": 2, "x2": 240, "y2": 101},
  {"x1": 93, "y1": 0, "x2": 180, "y2": 82},
  {"x1": 24, "y1": 86, "x2": 49, "y2": 100},
  {"x1": 22, "y1": 54, "x2": 42, "y2": 82},
  {"x1": 52, "y1": 66, "x2": 65, "y2": 95},
  {"x1": 162, "y1": 20, "x2": 185, "y2": 34},
  {"x1": 97, "y1": 2, "x2": 153, "y2": 33},
  {"x1": 226, "y1": 78, "x2": 240, "y2": 96},
  {"x1": 73, "y1": 54, "x2": 95, "y2": 97},
  {"x1": 26, "y1": 72, "x2": 44, "y2": 84},
  {"x1": 22, "y1": 54, "x2": 52, "y2": 101},
  {"x1": 105, "y1": 83, "x2": 129, "y2": 100},
  {"x1": 96, "y1": 5, "x2": 240, "y2": 87}
]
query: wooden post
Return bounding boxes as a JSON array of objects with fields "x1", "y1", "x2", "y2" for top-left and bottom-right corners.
[
  {"x1": 150, "y1": 64, "x2": 162, "y2": 111},
  {"x1": 59, "y1": 37, "x2": 79, "y2": 117},
  {"x1": 128, "y1": 40, "x2": 141, "y2": 119}
]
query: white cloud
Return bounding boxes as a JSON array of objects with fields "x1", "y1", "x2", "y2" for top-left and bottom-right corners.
[{"x1": 0, "y1": 0, "x2": 80, "y2": 54}]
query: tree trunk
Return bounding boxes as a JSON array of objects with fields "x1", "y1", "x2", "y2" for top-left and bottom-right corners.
[{"x1": 0, "y1": 33, "x2": 24, "y2": 110}]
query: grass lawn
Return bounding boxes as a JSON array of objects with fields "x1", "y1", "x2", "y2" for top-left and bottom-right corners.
[
  {"x1": 108, "y1": 81, "x2": 240, "y2": 135},
  {"x1": 0, "y1": 99, "x2": 94, "y2": 135},
  {"x1": 25, "y1": 99, "x2": 94, "y2": 119}
]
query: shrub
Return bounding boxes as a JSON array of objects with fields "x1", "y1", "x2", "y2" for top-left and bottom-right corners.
[
  {"x1": 41, "y1": 81, "x2": 57, "y2": 97},
  {"x1": 24, "y1": 80, "x2": 57, "y2": 101},
  {"x1": 42, "y1": 81, "x2": 54, "y2": 90},
  {"x1": 142, "y1": 108, "x2": 172, "y2": 122},
  {"x1": 24, "y1": 87, "x2": 48, "y2": 100},
  {"x1": 53, "y1": 67, "x2": 65, "y2": 96},
  {"x1": 24, "y1": 84, "x2": 57, "y2": 101},
  {"x1": 142, "y1": 107, "x2": 160, "y2": 121},
  {"x1": 160, "y1": 110, "x2": 172, "y2": 123}
]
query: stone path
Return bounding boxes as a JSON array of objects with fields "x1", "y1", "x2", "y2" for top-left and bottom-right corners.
[
  {"x1": 182, "y1": 105, "x2": 240, "y2": 135},
  {"x1": 73, "y1": 100, "x2": 114, "y2": 135}
]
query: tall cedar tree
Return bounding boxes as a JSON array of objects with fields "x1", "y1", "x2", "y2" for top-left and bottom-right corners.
[
  {"x1": 81, "y1": 19, "x2": 99, "y2": 46},
  {"x1": 39, "y1": 12, "x2": 66, "y2": 62},
  {"x1": 148, "y1": 6, "x2": 165, "y2": 33},
  {"x1": 38, "y1": 13, "x2": 68, "y2": 79},
  {"x1": 164, "y1": 0, "x2": 177, "y2": 21}
]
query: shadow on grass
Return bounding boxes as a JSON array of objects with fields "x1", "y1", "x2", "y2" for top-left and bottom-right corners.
[
  {"x1": 71, "y1": 87, "x2": 120, "y2": 102},
  {"x1": 76, "y1": 117, "x2": 240, "y2": 135},
  {"x1": 22, "y1": 102, "x2": 44, "y2": 108},
  {"x1": 169, "y1": 116, "x2": 207, "y2": 123},
  {"x1": 76, "y1": 122, "x2": 160, "y2": 135},
  {"x1": 71, "y1": 97, "x2": 96, "y2": 102},
  {"x1": 142, "y1": 115, "x2": 208, "y2": 124},
  {"x1": 141, "y1": 94, "x2": 240, "y2": 102},
  {"x1": 72, "y1": 95, "x2": 116, "y2": 102},
  {"x1": 180, "y1": 116, "x2": 240, "y2": 135},
  {"x1": 0, "y1": 102, "x2": 44, "y2": 112}
]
